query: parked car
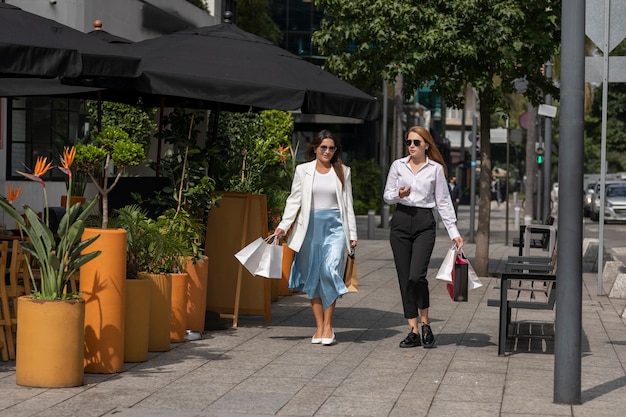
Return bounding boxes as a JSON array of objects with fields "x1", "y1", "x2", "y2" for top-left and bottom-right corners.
[
  {"x1": 590, "y1": 180, "x2": 626, "y2": 221},
  {"x1": 603, "y1": 183, "x2": 626, "y2": 223}
]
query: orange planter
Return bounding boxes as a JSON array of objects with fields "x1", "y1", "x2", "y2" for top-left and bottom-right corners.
[
  {"x1": 124, "y1": 279, "x2": 150, "y2": 362},
  {"x1": 170, "y1": 272, "x2": 189, "y2": 342},
  {"x1": 141, "y1": 272, "x2": 172, "y2": 352},
  {"x1": 16, "y1": 296, "x2": 85, "y2": 387},
  {"x1": 186, "y1": 256, "x2": 208, "y2": 332},
  {"x1": 80, "y1": 227, "x2": 127, "y2": 373},
  {"x1": 280, "y1": 243, "x2": 296, "y2": 296}
]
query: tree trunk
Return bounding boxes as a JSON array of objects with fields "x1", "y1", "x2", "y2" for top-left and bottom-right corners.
[
  {"x1": 393, "y1": 75, "x2": 405, "y2": 161},
  {"x1": 525, "y1": 106, "x2": 538, "y2": 220},
  {"x1": 474, "y1": 103, "x2": 493, "y2": 277}
]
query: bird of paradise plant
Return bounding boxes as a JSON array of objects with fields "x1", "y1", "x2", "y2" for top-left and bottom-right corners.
[{"x1": 0, "y1": 148, "x2": 102, "y2": 300}]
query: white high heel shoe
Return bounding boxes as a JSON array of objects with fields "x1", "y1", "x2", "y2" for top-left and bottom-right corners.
[{"x1": 321, "y1": 331, "x2": 336, "y2": 346}]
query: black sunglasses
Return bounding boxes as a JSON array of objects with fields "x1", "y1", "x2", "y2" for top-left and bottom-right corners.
[
  {"x1": 319, "y1": 145, "x2": 337, "y2": 152},
  {"x1": 404, "y1": 139, "x2": 421, "y2": 147}
]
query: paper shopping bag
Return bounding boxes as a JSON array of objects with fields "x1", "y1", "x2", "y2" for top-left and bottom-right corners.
[
  {"x1": 234, "y1": 236, "x2": 267, "y2": 276},
  {"x1": 254, "y1": 236, "x2": 283, "y2": 279},
  {"x1": 343, "y1": 252, "x2": 358, "y2": 292},
  {"x1": 448, "y1": 259, "x2": 468, "y2": 302},
  {"x1": 444, "y1": 249, "x2": 482, "y2": 301},
  {"x1": 436, "y1": 244, "x2": 456, "y2": 283}
]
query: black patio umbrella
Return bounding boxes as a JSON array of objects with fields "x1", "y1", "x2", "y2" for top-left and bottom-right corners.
[
  {"x1": 122, "y1": 20, "x2": 379, "y2": 120},
  {"x1": 0, "y1": 3, "x2": 140, "y2": 78}
]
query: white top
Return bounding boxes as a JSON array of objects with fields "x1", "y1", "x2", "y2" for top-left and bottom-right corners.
[
  {"x1": 312, "y1": 169, "x2": 339, "y2": 210},
  {"x1": 383, "y1": 156, "x2": 460, "y2": 240}
]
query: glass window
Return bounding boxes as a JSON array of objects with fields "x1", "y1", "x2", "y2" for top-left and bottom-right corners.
[{"x1": 7, "y1": 97, "x2": 87, "y2": 180}]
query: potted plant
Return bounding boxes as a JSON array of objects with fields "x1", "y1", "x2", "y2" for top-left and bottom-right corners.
[
  {"x1": 73, "y1": 124, "x2": 147, "y2": 373},
  {"x1": 205, "y1": 110, "x2": 293, "y2": 322},
  {"x1": 151, "y1": 108, "x2": 219, "y2": 333},
  {"x1": 156, "y1": 207, "x2": 205, "y2": 338},
  {"x1": 0, "y1": 148, "x2": 101, "y2": 387},
  {"x1": 109, "y1": 205, "x2": 157, "y2": 362}
]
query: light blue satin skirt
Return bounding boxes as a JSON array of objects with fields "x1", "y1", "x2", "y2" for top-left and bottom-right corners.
[{"x1": 289, "y1": 209, "x2": 348, "y2": 310}]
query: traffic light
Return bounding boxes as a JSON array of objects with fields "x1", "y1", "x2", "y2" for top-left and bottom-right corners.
[{"x1": 535, "y1": 142, "x2": 545, "y2": 165}]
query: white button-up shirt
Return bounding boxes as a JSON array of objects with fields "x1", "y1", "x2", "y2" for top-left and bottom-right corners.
[{"x1": 383, "y1": 156, "x2": 460, "y2": 240}]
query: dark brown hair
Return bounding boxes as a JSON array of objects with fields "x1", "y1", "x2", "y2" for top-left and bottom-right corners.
[
  {"x1": 305, "y1": 129, "x2": 345, "y2": 189},
  {"x1": 406, "y1": 126, "x2": 447, "y2": 177}
]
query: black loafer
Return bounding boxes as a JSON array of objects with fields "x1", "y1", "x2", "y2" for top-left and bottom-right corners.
[
  {"x1": 422, "y1": 324, "x2": 435, "y2": 348},
  {"x1": 399, "y1": 331, "x2": 421, "y2": 348}
]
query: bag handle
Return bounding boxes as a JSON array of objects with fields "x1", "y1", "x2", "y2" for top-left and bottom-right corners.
[{"x1": 265, "y1": 233, "x2": 280, "y2": 245}]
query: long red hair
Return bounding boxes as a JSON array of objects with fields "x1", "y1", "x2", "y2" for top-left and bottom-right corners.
[{"x1": 406, "y1": 126, "x2": 447, "y2": 177}]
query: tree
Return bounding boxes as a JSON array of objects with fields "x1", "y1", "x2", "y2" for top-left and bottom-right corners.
[
  {"x1": 237, "y1": 0, "x2": 282, "y2": 44},
  {"x1": 313, "y1": 0, "x2": 560, "y2": 275}
]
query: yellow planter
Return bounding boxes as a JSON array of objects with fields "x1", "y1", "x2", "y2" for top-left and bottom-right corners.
[
  {"x1": 170, "y1": 272, "x2": 188, "y2": 342},
  {"x1": 81, "y1": 228, "x2": 127, "y2": 373},
  {"x1": 186, "y1": 256, "x2": 208, "y2": 332},
  {"x1": 16, "y1": 296, "x2": 85, "y2": 387},
  {"x1": 140, "y1": 272, "x2": 172, "y2": 352},
  {"x1": 124, "y1": 279, "x2": 151, "y2": 363}
]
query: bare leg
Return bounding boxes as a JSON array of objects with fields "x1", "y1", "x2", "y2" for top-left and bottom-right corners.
[
  {"x1": 407, "y1": 317, "x2": 419, "y2": 334},
  {"x1": 322, "y1": 301, "x2": 336, "y2": 339},
  {"x1": 311, "y1": 298, "x2": 324, "y2": 339},
  {"x1": 419, "y1": 308, "x2": 429, "y2": 325}
]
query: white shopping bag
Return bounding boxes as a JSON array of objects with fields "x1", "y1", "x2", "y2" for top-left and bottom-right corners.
[
  {"x1": 436, "y1": 244, "x2": 482, "y2": 290},
  {"x1": 254, "y1": 235, "x2": 283, "y2": 279},
  {"x1": 234, "y1": 234, "x2": 283, "y2": 278},
  {"x1": 436, "y1": 244, "x2": 457, "y2": 283}
]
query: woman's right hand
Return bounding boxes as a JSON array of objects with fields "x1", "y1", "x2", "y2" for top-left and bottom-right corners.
[
  {"x1": 399, "y1": 186, "x2": 411, "y2": 198},
  {"x1": 274, "y1": 228, "x2": 285, "y2": 238}
]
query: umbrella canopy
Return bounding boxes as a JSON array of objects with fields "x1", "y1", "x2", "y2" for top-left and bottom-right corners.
[
  {"x1": 125, "y1": 22, "x2": 379, "y2": 120},
  {"x1": 0, "y1": 3, "x2": 140, "y2": 78}
]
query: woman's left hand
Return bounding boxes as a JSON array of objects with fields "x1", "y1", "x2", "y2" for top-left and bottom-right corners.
[
  {"x1": 350, "y1": 240, "x2": 357, "y2": 249},
  {"x1": 453, "y1": 236, "x2": 464, "y2": 249}
]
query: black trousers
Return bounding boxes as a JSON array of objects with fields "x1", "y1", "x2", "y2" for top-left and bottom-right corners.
[{"x1": 389, "y1": 204, "x2": 436, "y2": 319}]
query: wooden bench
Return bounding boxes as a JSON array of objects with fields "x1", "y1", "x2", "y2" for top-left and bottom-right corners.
[{"x1": 488, "y1": 247, "x2": 557, "y2": 356}]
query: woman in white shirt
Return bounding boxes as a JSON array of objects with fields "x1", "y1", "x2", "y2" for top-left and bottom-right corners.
[
  {"x1": 383, "y1": 126, "x2": 464, "y2": 349},
  {"x1": 275, "y1": 130, "x2": 357, "y2": 346}
]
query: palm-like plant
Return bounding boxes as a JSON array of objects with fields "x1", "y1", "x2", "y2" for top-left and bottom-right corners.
[{"x1": 0, "y1": 149, "x2": 101, "y2": 299}]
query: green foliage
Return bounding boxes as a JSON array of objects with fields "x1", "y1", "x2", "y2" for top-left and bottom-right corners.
[
  {"x1": 237, "y1": 0, "x2": 282, "y2": 44},
  {"x1": 213, "y1": 109, "x2": 295, "y2": 228},
  {"x1": 350, "y1": 158, "x2": 382, "y2": 215},
  {"x1": 313, "y1": 0, "x2": 560, "y2": 110},
  {"x1": 185, "y1": 0, "x2": 208, "y2": 12},
  {"x1": 156, "y1": 208, "x2": 204, "y2": 262},
  {"x1": 215, "y1": 110, "x2": 294, "y2": 193},
  {"x1": 0, "y1": 196, "x2": 101, "y2": 300},
  {"x1": 86, "y1": 101, "x2": 156, "y2": 150},
  {"x1": 585, "y1": 83, "x2": 626, "y2": 173},
  {"x1": 151, "y1": 107, "x2": 220, "y2": 222},
  {"x1": 74, "y1": 125, "x2": 148, "y2": 229},
  {"x1": 110, "y1": 205, "x2": 191, "y2": 276}
]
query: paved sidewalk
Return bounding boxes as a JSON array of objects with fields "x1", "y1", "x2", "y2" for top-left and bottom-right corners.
[{"x1": 0, "y1": 203, "x2": 625, "y2": 416}]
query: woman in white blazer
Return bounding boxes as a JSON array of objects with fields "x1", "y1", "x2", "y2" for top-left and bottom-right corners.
[{"x1": 275, "y1": 130, "x2": 357, "y2": 346}]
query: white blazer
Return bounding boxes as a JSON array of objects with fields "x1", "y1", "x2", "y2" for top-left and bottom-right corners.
[{"x1": 277, "y1": 160, "x2": 358, "y2": 253}]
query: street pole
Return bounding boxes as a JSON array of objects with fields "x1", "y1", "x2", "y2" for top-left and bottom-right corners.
[
  {"x1": 543, "y1": 62, "x2": 554, "y2": 222},
  {"x1": 554, "y1": 0, "x2": 584, "y2": 404},
  {"x1": 381, "y1": 79, "x2": 389, "y2": 229},
  {"x1": 505, "y1": 116, "x2": 510, "y2": 245}
]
